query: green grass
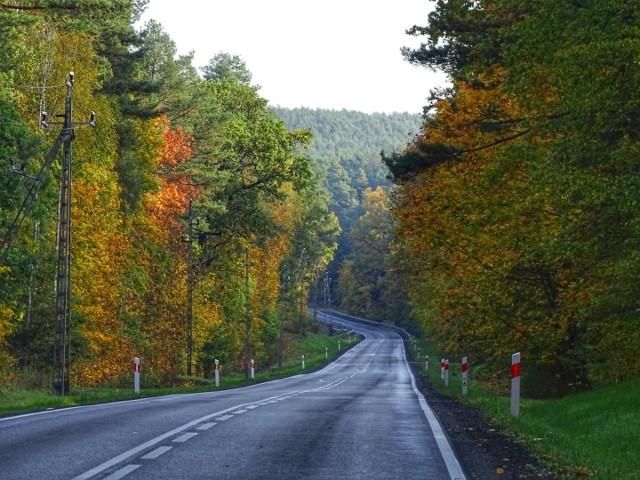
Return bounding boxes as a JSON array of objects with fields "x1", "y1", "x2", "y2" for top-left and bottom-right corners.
[
  {"x1": 0, "y1": 332, "x2": 359, "y2": 417},
  {"x1": 411, "y1": 339, "x2": 640, "y2": 480}
]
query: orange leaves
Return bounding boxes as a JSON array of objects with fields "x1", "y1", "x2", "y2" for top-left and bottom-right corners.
[
  {"x1": 158, "y1": 116, "x2": 193, "y2": 168},
  {"x1": 145, "y1": 115, "x2": 197, "y2": 236},
  {"x1": 414, "y1": 68, "x2": 523, "y2": 160},
  {"x1": 391, "y1": 67, "x2": 548, "y2": 379}
]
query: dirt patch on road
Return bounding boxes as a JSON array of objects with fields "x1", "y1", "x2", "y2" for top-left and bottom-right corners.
[{"x1": 407, "y1": 360, "x2": 559, "y2": 480}]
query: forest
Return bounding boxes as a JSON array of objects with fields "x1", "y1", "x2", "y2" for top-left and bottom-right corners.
[
  {"x1": 2, "y1": 0, "x2": 640, "y2": 400},
  {"x1": 0, "y1": 1, "x2": 420, "y2": 392},
  {"x1": 381, "y1": 0, "x2": 640, "y2": 396},
  {"x1": 0, "y1": 0, "x2": 343, "y2": 389},
  {"x1": 274, "y1": 108, "x2": 422, "y2": 316}
]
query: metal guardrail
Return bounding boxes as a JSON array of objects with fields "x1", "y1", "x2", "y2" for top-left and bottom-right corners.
[{"x1": 316, "y1": 308, "x2": 414, "y2": 341}]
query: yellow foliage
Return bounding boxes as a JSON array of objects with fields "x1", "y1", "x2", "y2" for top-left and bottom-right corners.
[{"x1": 0, "y1": 307, "x2": 16, "y2": 339}]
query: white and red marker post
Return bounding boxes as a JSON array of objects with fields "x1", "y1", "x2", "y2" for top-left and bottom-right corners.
[
  {"x1": 134, "y1": 356, "x2": 141, "y2": 394},
  {"x1": 461, "y1": 356, "x2": 468, "y2": 396},
  {"x1": 511, "y1": 352, "x2": 521, "y2": 417},
  {"x1": 250, "y1": 359, "x2": 255, "y2": 380},
  {"x1": 425, "y1": 355, "x2": 429, "y2": 371},
  {"x1": 444, "y1": 359, "x2": 450, "y2": 386},
  {"x1": 214, "y1": 359, "x2": 220, "y2": 387},
  {"x1": 302, "y1": 354, "x2": 305, "y2": 369},
  {"x1": 440, "y1": 358, "x2": 445, "y2": 380}
]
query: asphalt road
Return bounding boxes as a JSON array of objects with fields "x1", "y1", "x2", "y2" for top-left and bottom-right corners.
[{"x1": 0, "y1": 315, "x2": 466, "y2": 480}]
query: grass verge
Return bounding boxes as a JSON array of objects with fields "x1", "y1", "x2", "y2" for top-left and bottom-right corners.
[
  {"x1": 411, "y1": 339, "x2": 640, "y2": 480},
  {"x1": 0, "y1": 332, "x2": 359, "y2": 417}
]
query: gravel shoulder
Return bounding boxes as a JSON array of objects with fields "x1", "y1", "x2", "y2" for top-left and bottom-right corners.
[{"x1": 407, "y1": 359, "x2": 560, "y2": 480}]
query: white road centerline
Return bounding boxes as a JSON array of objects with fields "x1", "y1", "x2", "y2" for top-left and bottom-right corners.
[
  {"x1": 70, "y1": 403, "x2": 251, "y2": 480},
  {"x1": 141, "y1": 446, "x2": 173, "y2": 460},
  {"x1": 173, "y1": 432, "x2": 198, "y2": 443},
  {"x1": 103, "y1": 465, "x2": 140, "y2": 480},
  {"x1": 196, "y1": 422, "x2": 217, "y2": 430}
]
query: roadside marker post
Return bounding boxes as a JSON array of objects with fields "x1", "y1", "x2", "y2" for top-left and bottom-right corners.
[
  {"x1": 214, "y1": 359, "x2": 220, "y2": 388},
  {"x1": 441, "y1": 358, "x2": 445, "y2": 380},
  {"x1": 461, "y1": 357, "x2": 468, "y2": 396},
  {"x1": 325, "y1": 347, "x2": 328, "y2": 359},
  {"x1": 444, "y1": 359, "x2": 449, "y2": 387},
  {"x1": 425, "y1": 355, "x2": 429, "y2": 371},
  {"x1": 511, "y1": 352, "x2": 521, "y2": 417},
  {"x1": 250, "y1": 359, "x2": 255, "y2": 380},
  {"x1": 302, "y1": 355, "x2": 305, "y2": 369},
  {"x1": 133, "y1": 357, "x2": 141, "y2": 394}
]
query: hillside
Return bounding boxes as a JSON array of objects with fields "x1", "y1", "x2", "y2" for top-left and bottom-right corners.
[
  {"x1": 271, "y1": 107, "x2": 422, "y2": 161},
  {"x1": 271, "y1": 107, "x2": 422, "y2": 299}
]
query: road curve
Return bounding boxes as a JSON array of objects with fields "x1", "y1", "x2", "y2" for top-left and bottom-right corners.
[{"x1": 0, "y1": 314, "x2": 466, "y2": 480}]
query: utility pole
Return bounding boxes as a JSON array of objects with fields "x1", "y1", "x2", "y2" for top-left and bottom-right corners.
[
  {"x1": 278, "y1": 266, "x2": 288, "y2": 368},
  {"x1": 48, "y1": 72, "x2": 94, "y2": 396},
  {"x1": 182, "y1": 199, "x2": 199, "y2": 376},
  {"x1": 2, "y1": 72, "x2": 93, "y2": 395},
  {"x1": 323, "y1": 271, "x2": 328, "y2": 310},
  {"x1": 297, "y1": 253, "x2": 307, "y2": 334},
  {"x1": 313, "y1": 271, "x2": 318, "y2": 321},
  {"x1": 52, "y1": 76, "x2": 73, "y2": 396},
  {"x1": 244, "y1": 247, "x2": 253, "y2": 378}
]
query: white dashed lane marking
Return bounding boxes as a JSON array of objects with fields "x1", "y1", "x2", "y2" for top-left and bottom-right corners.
[
  {"x1": 103, "y1": 465, "x2": 140, "y2": 480},
  {"x1": 173, "y1": 432, "x2": 198, "y2": 443},
  {"x1": 141, "y1": 446, "x2": 173, "y2": 460},
  {"x1": 196, "y1": 422, "x2": 217, "y2": 431}
]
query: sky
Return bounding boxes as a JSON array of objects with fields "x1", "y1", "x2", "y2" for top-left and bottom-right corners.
[{"x1": 138, "y1": 0, "x2": 449, "y2": 114}]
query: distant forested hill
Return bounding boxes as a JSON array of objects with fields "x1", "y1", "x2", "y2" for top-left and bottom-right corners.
[
  {"x1": 271, "y1": 106, "x2": 421, "y2": 223},
  {"x1": 271, "y1": 107, "x2": 422, "y2": 161},
  {"x1": 271, "y1": 107, "x2": 422, "y2": 299}
]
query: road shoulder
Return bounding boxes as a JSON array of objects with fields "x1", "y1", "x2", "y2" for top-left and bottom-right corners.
[{"x1": 407, "y1": 360, "x2": 558, "y2": 480}]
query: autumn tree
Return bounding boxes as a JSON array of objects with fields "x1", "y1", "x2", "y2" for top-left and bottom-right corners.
[
  {"x1": 0, "y1": 3, "x2": 339, "y2": 389},
  {"x1": 388, "y1": 0, "x2": 640, "y2": 396},
  {"x1": 338, "y1": 187, "x2": 396, "y2": 321}
]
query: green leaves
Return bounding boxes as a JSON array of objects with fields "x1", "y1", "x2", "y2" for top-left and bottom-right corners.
[
  {"x1": 391, "y1": 0, "x2": 640, "y2": 395},
  {"x1": 189, "y1": 79, "x2": 313, "y2": 245}
]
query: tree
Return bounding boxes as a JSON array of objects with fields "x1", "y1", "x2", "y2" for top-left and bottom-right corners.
[
  {"x1": 389, "y1": 0, "x2": 640, "y2": 395},
  {"x1": 338, "y1": 187, "x2": 394, "y2": 320},
  {"x1": 0, "y1": 4, "x2": 343, "y2": 389},
  {"x1": 201, "y1": 52, "x2": 252, "y2": 85}
]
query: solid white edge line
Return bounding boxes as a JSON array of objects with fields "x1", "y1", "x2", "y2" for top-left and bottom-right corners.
[{"x1": 401, "y1": 339, "x2": 467, "y2": 480}]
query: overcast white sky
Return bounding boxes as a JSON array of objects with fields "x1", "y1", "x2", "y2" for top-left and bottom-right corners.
[{"x1": 138, "y1": 0, "x2": 448, "y2": 114}]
